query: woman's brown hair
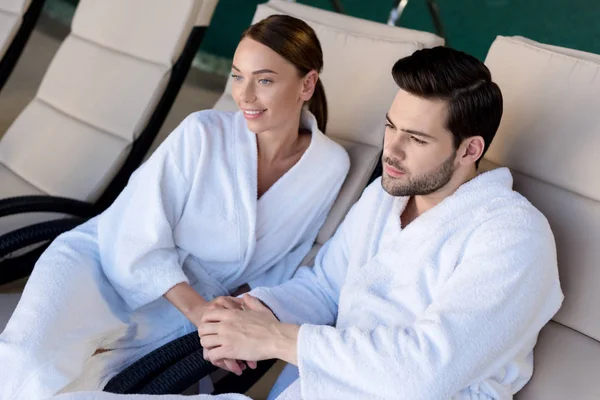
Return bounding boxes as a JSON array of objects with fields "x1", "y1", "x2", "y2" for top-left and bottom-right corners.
[{"x1": 242, "y1": 15, "x2": 328, "y2": 133}]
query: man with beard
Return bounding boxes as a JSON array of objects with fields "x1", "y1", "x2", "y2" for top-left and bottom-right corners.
[{"x1": 55, "y1": 47, "x2": 564, "y2": 400}]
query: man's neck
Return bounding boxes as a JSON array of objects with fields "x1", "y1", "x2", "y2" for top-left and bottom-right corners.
[{"x1": 401, "y1": 167, "x2": 478, "y2": 228}]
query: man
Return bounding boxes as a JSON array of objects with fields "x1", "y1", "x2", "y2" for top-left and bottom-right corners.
[{"x1": 55, "y1": 47, "x2": 563, "y2": 400}]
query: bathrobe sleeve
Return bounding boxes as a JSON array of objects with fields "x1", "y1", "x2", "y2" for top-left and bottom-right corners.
[
  {"x1": 249, "y1": 235, "x2": 346, "y2": 326},
  {"x1": 249, "y1": 182, "x2": 375, "y2": 326},
  {"x1": 97, "y1": 115, "x2": 198, "y2": 311},
  {"x1": 296, "y1": 210, "x2": 564, "y2": 399}
]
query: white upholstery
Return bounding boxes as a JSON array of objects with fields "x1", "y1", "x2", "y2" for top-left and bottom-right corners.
[
  {"x1": 214, "y1": 0, "x2": 444, "y2": 250},
  {"x1": 0, "y1": 0, "x2": 32, "y2": 59},
  {"x1": 0, "y1": 0, "x2": 30, "y2": 14},
  {"x1": 71, "y1": 0, "x2": 202, "y2": 66},
  {"x1": 482, "y1": 36, "x2": 600, "y2": 399},
  {"x1": 0, "y1": 0, "x2": 219, "y2": 236}
]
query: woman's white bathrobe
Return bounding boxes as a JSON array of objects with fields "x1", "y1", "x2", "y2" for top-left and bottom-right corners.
[
  {"x1": 0, "y1": 109, "x2": 349, "y2": 400},
  {"x1": 54, "y1": 168, "x2": 564, "y2": 400}
]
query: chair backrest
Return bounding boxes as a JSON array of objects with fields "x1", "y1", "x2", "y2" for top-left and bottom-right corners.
[
  {"x1": 0, "y1": 0, "x2": 218, "y2": 205},
  {"x1": 481, "y1": 36, "x2": 600, "y2": 399},
  {"x1": 215, "y1": 0, "x2": 444, "y2": 252},
  {"x1": 0, "y1": 0, "x2": 44, "y2": 92}
]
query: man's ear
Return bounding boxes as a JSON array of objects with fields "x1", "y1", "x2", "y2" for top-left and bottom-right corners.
[
  {"x1": 458, "y1": 136, "x2": 485, "y2": 166},
  {"x1": 300, "y1": 70, "x2": 319, "y2": 102}
]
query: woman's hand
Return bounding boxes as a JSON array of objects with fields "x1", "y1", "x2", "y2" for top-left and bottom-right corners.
[{"x1": 198, "y1": 295, "x2": 300, "y2": 365}]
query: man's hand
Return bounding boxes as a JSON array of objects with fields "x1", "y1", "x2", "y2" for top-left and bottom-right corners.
[
  {"x1": 187, "y1": 296, "x2": 242, "y2": 328},
  {"x1": 198, "y1": 295, "x2": 300, "y2": 365},
  {"x1": 190, "y1": 296, "x2": 256, "y2": 375}
]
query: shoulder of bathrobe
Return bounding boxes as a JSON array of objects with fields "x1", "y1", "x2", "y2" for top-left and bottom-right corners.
[
  {"x1": 159, "y1": 109, "x2": 239, "y2": 178},
  {"x1": 467, "y1": 189, "x2": 555, "y2": 251},
  {"x1": 307, "y1": 127, "x2": 351, "y2": 183},
  {"x1": 339, "y1": 177, "x2": 391, "y2": 232}
]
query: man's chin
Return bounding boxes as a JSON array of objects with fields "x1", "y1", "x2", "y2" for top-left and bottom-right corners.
[{"x1": 381, "y1": 177, "x2": 410, "y2": 197}]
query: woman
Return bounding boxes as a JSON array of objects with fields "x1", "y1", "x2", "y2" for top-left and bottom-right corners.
[{"x1": 0, "y1": 15, "x2": 349, "y2": 399}]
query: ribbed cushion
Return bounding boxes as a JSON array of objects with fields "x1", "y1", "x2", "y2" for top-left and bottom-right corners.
[
  {"x1": 0, "y1": 0, "x2": 32, "y2": 58},
  {"x1": 265, "y1": 0, "x2": 442, "y2": 47},
  {"x1": 0, "y1": 99, "x2": 131, "y2": 200},
  {"x1": 71, "y1": 0, "x2": 200, "y2": 66},
  {"x1": 0, "y1": 0, "x2": 215, "y2": 209},
  {"x1": 516, "y1": 322, "x2": 600, "y2": 400},
  {"x1": 482, "y1": 36, "x2": 600, "y2": 398},
  {"x1": 0, "y1": 163, "x2": 52, "y2": 237},
  {"x1": 37, "y1": 35, "x2": 171, "y2": 142},
  {"x1": 0, "y1": 0, "x2": 31, "y2": 14},
  {"x1": 316, "y1": 138, "x2": 380, "y2": 245},
  {"x1": 485, "y1": 36, "x2": 600, "y2": 201},
  {"x1": 0, "y1": 11, "x2": 20, "y2": 59}
]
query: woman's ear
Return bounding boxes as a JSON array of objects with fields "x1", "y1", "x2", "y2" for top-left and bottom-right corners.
[{"x1": 300, "y1": 70, "x2": 319, "y2": 101}]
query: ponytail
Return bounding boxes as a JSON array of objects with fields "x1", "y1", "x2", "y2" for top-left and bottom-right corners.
[{"x1": 308, "y1": 78, "x2": 328, "y2": 133}]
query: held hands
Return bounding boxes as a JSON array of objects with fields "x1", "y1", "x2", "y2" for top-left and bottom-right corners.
[
  {"x1": 198, "y1": 294, "x2": 284, "y2": 366},
  {"x1": 189, "y1": 296, "x2": 257, "y2": 375}
]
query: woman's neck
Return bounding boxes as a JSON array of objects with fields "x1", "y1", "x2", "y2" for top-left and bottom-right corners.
[{"x1": 256, "y1": 116, "x2": 304, "y2": 164}]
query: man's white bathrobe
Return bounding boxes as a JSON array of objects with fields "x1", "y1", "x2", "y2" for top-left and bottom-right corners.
[
  {"x1": 252, "y1": 169, "x2": 564, "y2": 399},
  {"x1": 53, "y1": 168, "x2": 564, "y2": 400},
  {"x1": 0, "y1": 109, "x2": 349, "y2": 400}
]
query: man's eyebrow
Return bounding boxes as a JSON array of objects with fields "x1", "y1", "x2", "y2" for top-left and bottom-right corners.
[
  {"x1": 386, "y1": 113, "x2": 436, "y2": 140},
  {"x1": 400, "y1": 128, "x2": 436, "y2": 140}
]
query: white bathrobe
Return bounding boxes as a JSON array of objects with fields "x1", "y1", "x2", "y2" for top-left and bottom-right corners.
[
  {"x1": 252, "y1": 168, "x2": 564, "y2": 399},
  {"x1": 0, "y1": 109, "x2": 349, "y2": 400},
  {"x1": 52, "y1": 168, "x2": 564, "y2": 400}
]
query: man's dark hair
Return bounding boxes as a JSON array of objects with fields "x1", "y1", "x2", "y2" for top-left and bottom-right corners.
[{"x1": 392, "y1": 47, "x2": 503, "y2": 166}]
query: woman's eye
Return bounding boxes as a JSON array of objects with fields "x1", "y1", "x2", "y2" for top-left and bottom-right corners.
[
  {"x1": 258, "y1": 79, "x2": 272, "y2": 85},
  {"x1": 231, "y1": 74, "x2": 243, "y2": 81}
]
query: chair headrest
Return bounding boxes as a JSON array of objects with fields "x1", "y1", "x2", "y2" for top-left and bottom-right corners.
[
  {"x1": 219, "y1": 0, "x2": 444, "y2": 147},
  {"x1": 484, "y1": 36, "x2": 600, "y2": 201}
]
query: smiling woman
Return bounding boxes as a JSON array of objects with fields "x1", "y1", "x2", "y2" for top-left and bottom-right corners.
[
  {"x1": 0, "y1": 14, "x2": 350, "y2": 399},
  {"x1": 235, "y1": 15, "x2": 327, "y2": 133}
]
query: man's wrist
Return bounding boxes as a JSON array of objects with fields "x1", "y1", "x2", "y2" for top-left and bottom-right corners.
[{"x1": 271, "y1": 323, "x2": 300, "y2": 365}]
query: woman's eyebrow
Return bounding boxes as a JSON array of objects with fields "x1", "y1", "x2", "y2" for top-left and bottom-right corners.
[{"x1": 231, "y1": 65, "x2": 278, "y2": 75}]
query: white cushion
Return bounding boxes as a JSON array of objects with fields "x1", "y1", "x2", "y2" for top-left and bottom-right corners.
[
  {"x1": 484, "y1": 36, "x2": 600, "y2": 201},
  {"x1": 38, "y1": 35, "x2": 171, "y2": 142},
  {"x1": 482, "y1": 36, "x2": 600, "y2": 399},
  {"x1": 0, "y1": 0, "x2": 32, "y2": 59},
  {"x1": 316, "y1": 138, "x2": 380, "y2": 245},
  {"x1": 262, "y1": 0, "x2": 442, "y2": 48},
  {"x1": 72, "y1": 0, "x2": 201, "y2": 66},
  {"x1": 0, "y1": 0, "x2": 214, "y2": 214},
  {"x1": 0, "y1": 0, "x2": 31, "y2": 14},
  {"x1": 0, "y1": 12, "x2": 20, "y2": 59},
  {"x1": 0, "y1": 99, "x2": 130, "y2": 201},
  {"x1": 516, "y1": 322, "x2": 600, "y2": 400},
  {"x1": 0, "y1": 163, "x2": 51, "y2": 237}
]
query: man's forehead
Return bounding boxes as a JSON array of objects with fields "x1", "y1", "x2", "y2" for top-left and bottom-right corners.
[{"x1": 388, "y1": 89, "x2": 450, "y2": 134}]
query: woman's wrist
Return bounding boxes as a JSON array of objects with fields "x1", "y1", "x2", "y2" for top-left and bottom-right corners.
[{"x1": 164, "y1": 282, "x2": 208, "y2": 325}]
